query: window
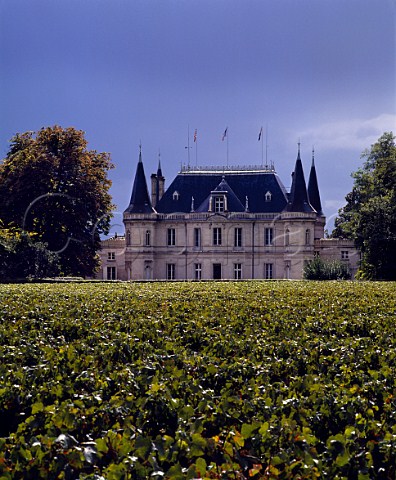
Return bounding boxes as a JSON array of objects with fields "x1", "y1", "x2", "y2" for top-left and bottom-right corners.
[
  {"x1": 167, "y1": 263, "x2": 175, "y2": 280},
  {"x1": 305, "y1": 229, "x2": 311, "y2": 245},
  {"x1": 234, "y1": 263, "x2": 242, "y2": 280},
  {"x1": 265, "y1": 191, "x2": 272, "y2": 202},
  {"x1": 265, "y1": 263, "x2": 273, "y2": 279},
  {"x1": 194, "y1": 263, "x2": 202, "y2": 280},
  {"x1": 214, "y1": 196, "x2": 225, "y2": 213},
  {"x1": 213, "y1": 227, "x2": 222, "y2": 246},
  {"x1": 107, "y1": 266, "x2": 116, "y2": 280},
  {"x1": 194, "y1": 228, "x2": 201, "y2": 248},
  {"x1": 265, "y1": 227, "x2": 273, "y2": 246},
  {"x1": 234, "y1": 227, "x2": 242, "y2": 247},
  {"x1": 145, "y1": 230, "x2": 151, "y2": 246},
  {"x1": 108, "y1": 252, "x2": 115, "y2": 261},
  {"x1": 126, "y1": 230, "x2": 131, "y2": 246},
  {"x1": 285, "y1": 261, "x2": 291, "y2": 280},
  {"x1": 173, "y1": 191, "x2": 180, "y2": 201},
  {"x1": 167, "y1": 228, "x2": 176, "y2": 246},
  {"x1": 341, "y1": 250, "x2": 349, "y2": 260},
  {"x1": 285, "y1": 228, "x2": 290, "y2": 246}
]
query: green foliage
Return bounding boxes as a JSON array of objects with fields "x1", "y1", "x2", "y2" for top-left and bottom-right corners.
[
  {"x1": 303, "y1": 256, "x2": 351, "y2": 280},
  {"x1": 0, "y1": 126, "x2": 114, "y2": 277},
  {"x1": 333, "y1": 132, "x2": 396, "y2": 279},
  {"x1": 0, "y1": 281, "x2": 395, "y2": 478},
  {"x1": 0, "y1": 226, "x2": 59, "y2": 279}
]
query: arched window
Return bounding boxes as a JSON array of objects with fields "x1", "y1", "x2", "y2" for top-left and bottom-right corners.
[
  {"x1": 145, "y1": 230, "x2": 151, "y2": 246},
  {"x1": 285, "y1": 228, "x2": 290, "y2": 246},
  {"x1": 265, "y1": 191, "x2": 272, "y2": 202},
  {"x1": 173, "y1": 191, "x2": 180, "y2": 201},
  {"x1": 126, "y1": 229, "x2": 131, "y2": 246},
  {"x1": 305, "y1": 229, "x2": 311, "y2": 245}
]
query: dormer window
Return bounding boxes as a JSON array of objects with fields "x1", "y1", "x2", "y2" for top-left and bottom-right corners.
[
  {"x1": 214, "y1": 196, "x2": 225, "y2": 213},
  {"x1": 173, "y1": 191, "x2": 180, "y2": 201},
  {"x1": 265, "y1": 191, "x2": 272, "y2": 202}
]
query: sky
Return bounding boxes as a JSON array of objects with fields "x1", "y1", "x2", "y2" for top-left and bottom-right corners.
[{"x1": 1, "y1": 0, "x2": 395, "y2": 235}]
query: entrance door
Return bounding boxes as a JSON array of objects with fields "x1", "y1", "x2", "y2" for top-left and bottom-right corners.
[
  {"x1": 213, "y1": 263, "x2": 222, "y2": 279},
  {"x1": 145, "y1": 265, "x2": 152, "y2": 280}
]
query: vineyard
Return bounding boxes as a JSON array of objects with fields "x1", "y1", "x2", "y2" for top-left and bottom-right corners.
[{"x1": 0, "y1": 281, "x2": 395, "y2": 479}]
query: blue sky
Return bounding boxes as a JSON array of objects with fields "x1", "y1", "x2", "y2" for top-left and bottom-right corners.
[{"x1": 1, "y1": 0, "x2": 395, "y2": 234}]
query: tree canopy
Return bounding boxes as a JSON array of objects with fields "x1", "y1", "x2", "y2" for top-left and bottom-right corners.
[
  {"x1": 0, "y1": 126, "x2": 114, "y2": 277},
  {"x1": 333, "y1": 132, "x2": 396, "y2": 280}
]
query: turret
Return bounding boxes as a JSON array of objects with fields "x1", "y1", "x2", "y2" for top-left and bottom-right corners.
[
  {"x1": 307, "y1": 148, "x2": 323, "y2": 216},
  {"x1": 124, "y1": 147, "x2": 155, "y2": 214},
  {"x1": 285, "y1": 144, "x2": 315, "y2": 213}
]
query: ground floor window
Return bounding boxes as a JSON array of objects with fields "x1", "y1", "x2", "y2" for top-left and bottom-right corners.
[
  {"x1": 167, "y1": 263, "x2": 176, "y2": 280},
  {"x1": 234, "y1": 263, "x2": 242, "y2": 280},
  {"x1": 285, "y1": 261, "x2": 291, "y2": 280},
  {"x1": 107, "y1": 266, "x2": 116, "y2": 280},
  {"x1": 213, "y1": 263, "x2": 222, "y2": 279},
  {"x1": 265, "y1": 263, "x2": 273, "y2": 279},
  {"x1": 194, "y1": 263, "x2": 202, "y2": 280}
]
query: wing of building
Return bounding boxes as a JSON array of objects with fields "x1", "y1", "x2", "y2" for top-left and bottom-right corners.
[{"x1": 99, "y1": 146, "x2": 359, "y2": 280}]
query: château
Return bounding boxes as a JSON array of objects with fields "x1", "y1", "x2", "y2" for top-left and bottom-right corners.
[{"x1": 99, "y1": 146, "x2": 358, "y2": 280}]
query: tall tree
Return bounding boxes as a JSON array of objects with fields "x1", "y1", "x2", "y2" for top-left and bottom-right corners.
[
  {"x1": 0, "y1": 126, "x2": 114, "y2": 277},
  {"x1": 333, "y1": 132, "x2": 396, "y2": 279}
]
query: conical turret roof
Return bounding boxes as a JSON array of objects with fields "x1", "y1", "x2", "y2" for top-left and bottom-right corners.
[
  {"x1": 124, "y1": 149, "x2": 155, "y2": 214},
  {"x1": 285, "y1": 147, "x2": 316, "y2": 213},
  {"x1": 307, "y1": 151, "x2": 323, "y2": 216}
]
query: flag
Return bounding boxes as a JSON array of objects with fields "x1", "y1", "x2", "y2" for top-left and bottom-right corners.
[
  {"x1": 222, "y1": 127, "x2": 228, "y2": 141},
  {"x1": 194, "y1": 129, "x2": 197, "y2": 142},
  {"x1": 258, "y1": 127, "x2": 263, "y2": 141}
]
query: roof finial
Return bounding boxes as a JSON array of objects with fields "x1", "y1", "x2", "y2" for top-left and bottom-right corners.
[
  {"x1": 139, "y1": 141, "x2": 142, "y2": 162},
  {"x1": 312, "y1": 146, "x2": 315, "y2": 166},
  {"x1": 297, "y1": 138, "x2": 301, "y2": 158}
]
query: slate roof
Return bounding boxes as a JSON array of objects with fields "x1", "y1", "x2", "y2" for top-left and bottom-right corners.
[
  {"x1": 285, "y1": 151, "x2": 316, "y2": 214},
  {"x1": 156, "y1": 168, "x2": 289, "y2": 214},
  {"x1": 307, "y1": 157, "x2": 323, "y2": 216},
  {"x1": 124, "y1": 151, "x2": 155, "y2": 214}
]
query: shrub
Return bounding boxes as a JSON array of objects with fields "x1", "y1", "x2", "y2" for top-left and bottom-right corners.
[{"x1": 303, "y1": 256, "x2": 351, "y2": 280}]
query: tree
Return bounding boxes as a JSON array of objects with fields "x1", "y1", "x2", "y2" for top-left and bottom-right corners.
[
  {"x1": 0, "y1": 126, "x2": 114, "y2": 277},
  {"x1": 332, "y1": 132, "x2": 396, "y2": 280},
  {"x1": 0, "y1": 224, "x2": 60, "y2": 279}
]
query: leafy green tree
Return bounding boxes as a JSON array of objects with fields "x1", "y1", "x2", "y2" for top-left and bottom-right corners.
[
  {"x1": 0, "y1": 225, "x2": 60, "y2": 279},
  {"x1": 333, "y1": 132, "x2": 396, "y2": 280},
  {"x1": 0, "y1": 126, "x2": 114, "y2": 277}
]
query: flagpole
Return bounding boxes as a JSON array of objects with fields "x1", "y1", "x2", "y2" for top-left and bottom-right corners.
[
  {"x1": 222, "y1": 127, "x2": 229, "y2": 166},
  {"x1": 194, "y1": 129, "x2": 198, "y2": 166},
  {"x1": 185, "y1": 124, "x2": 192, "y2": 167},
  {"x1": 227, "y1": 130, "x2": 229, "y2": 166},
  {"x1": 265, "y1": 125, "x2": 268, "y2": 169},
  {"x1": 187, "y1": 125, "x2": 190, "y2": 167}
]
